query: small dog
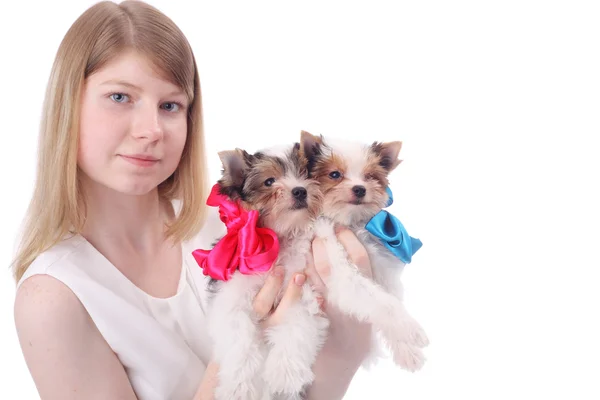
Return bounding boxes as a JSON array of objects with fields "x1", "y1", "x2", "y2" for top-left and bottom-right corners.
[
  {"x1": 195, "y1": 143, "x2": 328, "y2": 400},
  {"x1": 299, "y1": 130, "x2": 429, "y2": 372}
]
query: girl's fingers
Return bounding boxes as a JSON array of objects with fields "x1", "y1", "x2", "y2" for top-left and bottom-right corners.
[
  {"x1": 335, "y1": 227, "x2": 373, "y2": 278},
  {"x1": 304, "y1": 246, "x2": 327, "y2": 295},
  {"x1": 311, "y1": 237, "x2": 332, "y2": 281},
  {"x1": 252, "y1": 265, "x2": 284, "y2": 320},
  {"x1": 304, "y1": 249, "x2": 328, "y2": 312},
  {"x1": 265, "y1": 273, "x2": 306, "y2": 327}
]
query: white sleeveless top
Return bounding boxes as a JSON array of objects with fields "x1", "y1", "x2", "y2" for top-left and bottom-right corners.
[{"x1": 17, "y1": 208, "x2": 226, "y2": 400}]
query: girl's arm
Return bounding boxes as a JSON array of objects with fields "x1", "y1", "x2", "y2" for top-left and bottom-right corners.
[
  {"x1": 15, "y1": 264, "x2": 311, "y2": 400},
  {"x1": 15, "y1": 275, "x2": 139, "y2": 400},
  {"x1": 193, "y1": 361, "x2": 219, "y2": 400},
  {"x1": 304, "y1": 228, "x2": 375, "y2": 400},
  {"x1": 15, "y1": 274, "x2": 230, "y2": 400}
]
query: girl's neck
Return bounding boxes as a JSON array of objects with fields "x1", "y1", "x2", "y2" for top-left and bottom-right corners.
[{"x1": 79, "y1": 179, "x2": 173, "y2": 253}]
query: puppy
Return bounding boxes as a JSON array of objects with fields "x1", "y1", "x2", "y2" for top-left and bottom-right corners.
[
  {"x1": 299, "y1": 130, "x2": 429, "y2": 372},
  {"x1": 195, "y1": 143, "x2": 328, "y2": 400}
]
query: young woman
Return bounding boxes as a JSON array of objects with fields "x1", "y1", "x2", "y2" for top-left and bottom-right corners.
[{"x1": 12, "y1": 1, "x2": 374, "y2": 399}]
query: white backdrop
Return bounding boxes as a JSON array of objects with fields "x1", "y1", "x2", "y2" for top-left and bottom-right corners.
[{"x1": 1, "y1": 1, "x2": 599, "y2": 399}]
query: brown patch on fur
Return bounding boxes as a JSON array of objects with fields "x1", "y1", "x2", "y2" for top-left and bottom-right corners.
[
  {"x1": 300, "y1": 130, "x2": 323, "y2": 148},
  {"x1": 217, "y1": 148, "x2": 256, "y2": 199},
  {"x1": 309, "y1": 152, "x2": 348, "y2": 195},
  {"x1": 370, "y1": 141, "x2": 403, "y2": 172},
  {"x1": 290, "y1": 142, "x2": 309, "y2": 179},
  {"x1": 238, "y1": 156, "x2": 286, "y2": 212},
  {"x1": 363, "y1": 151, "x2": 392, "y2": 188},
  {"x1": 304, "y1": 136, "x2": 403, "y2": 226},
  {"x1": 304, "y1": 180, "x2": 323, "y2": 219},
  {"x1": 299, "y1": 131, "x2": 323, "y2": 176},
  {"x1": 218, "y1": 144, "x2": 321, "y2": 235}
]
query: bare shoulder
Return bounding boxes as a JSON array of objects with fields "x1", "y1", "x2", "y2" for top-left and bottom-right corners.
[
  {"x1": 14, "y1": 274, "x2": 137, "y2": 400},
  {"x1": 15, "y1": 273, "x2": 86, "y2": 326}
]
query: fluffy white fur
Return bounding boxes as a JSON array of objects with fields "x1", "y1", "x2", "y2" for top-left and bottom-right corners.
[
  {"x1": 306, "y1": 133, "x2": 430, "y2": 372},
  {"x1": 261, "y1": 231, "x2": 329, "y2": 398},
  {"x1": 206, "y1": 146, "x2": 329, "y2": 400},
  {"x1": 208, "y1": 230, "x2": 329, "y2": 400},
  {"x1": 314, "y1": 219, "x2": 429, "y2": 371}
]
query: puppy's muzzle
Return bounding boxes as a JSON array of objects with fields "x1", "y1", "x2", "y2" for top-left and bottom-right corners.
[{"x1": 292, "y1": 186, "x2": 308, "y2": 209}]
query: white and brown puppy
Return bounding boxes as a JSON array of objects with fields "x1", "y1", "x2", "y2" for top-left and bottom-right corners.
[
  {"x1": 206, "y1": 143, "x2": 328, "y2": 400},
  {"x1": 300, "y1": 130, "x2": 429, "y2": 372}
]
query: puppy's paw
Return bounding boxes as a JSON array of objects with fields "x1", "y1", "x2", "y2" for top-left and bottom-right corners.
[
  {"x1": 379, "y1": 304, "x2": 429, "y2": 348},
  {"x1": 403, "y1": 317, "x2": 430, "y2": 348},
  {"x1": 378, "y1": 316, "x2": 428, "y2": 372},
  {"x1": 391, "y1": 342, "x2": 426, "y2": 372}
]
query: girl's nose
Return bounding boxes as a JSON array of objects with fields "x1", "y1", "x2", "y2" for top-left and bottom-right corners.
[{"x1": 131, "y1": 104, "x2": 163, "y2": 141}]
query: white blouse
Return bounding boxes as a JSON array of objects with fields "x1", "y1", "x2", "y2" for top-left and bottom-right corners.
[{"x1": 17, "y1": 208, "x2": 225, "y2": 400}]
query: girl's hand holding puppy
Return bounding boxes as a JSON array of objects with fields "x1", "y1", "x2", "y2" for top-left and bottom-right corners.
[
  {"x1": 306, "y1": 228, "x2": 375, "y2": 399},
  {"x1": 299, "y1": 131, "x2": 429, "y2": 373},
  {"x1": 253, "y1": 265, "x2": 310, "y2": 329},
  {"x1": 255, "y1": 226, "x2": 373, "y2": 324},
  {"x1": 201, "y1": 228, "x2": 374, "y2": 400}
]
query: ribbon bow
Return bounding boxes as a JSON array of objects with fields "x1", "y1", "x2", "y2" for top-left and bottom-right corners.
[
  {"x1": 365, "y1": 187, "x2": 422, "y2": 264},
  {"x1": 192, "y1": 183, "x2": 280, "y2": 281}
]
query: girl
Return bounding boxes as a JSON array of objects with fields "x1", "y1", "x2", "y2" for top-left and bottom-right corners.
[{"x1": 12, "y1": 1, "x2": 373, "y2": 399}]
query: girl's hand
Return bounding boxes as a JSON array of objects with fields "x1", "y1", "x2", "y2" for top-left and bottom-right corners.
[
  {"x1": 196, "y1": 268, "x2": 313, "y2": 399},
  {"x1": 304, "y1": 227, "x2": 374, "y2": 400},
  {"x1": 244, "y1": 228, "x2": 372, "y2": 400},
  {"x1": 252, "y1": 264, "x2": 309, "y2": 328}
]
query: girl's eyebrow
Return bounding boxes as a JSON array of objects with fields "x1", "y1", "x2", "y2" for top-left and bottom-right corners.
[
  {"x1": 100, "y1": 79, "x2": 185, "y2": 97},
  {"x1": 100, "y1": 79, "x2": 141, "y2": 90}
]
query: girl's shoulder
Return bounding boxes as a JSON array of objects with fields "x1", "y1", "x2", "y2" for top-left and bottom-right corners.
[{"x1": 16, "y1": 234, "x2": 88, "y2": 290}]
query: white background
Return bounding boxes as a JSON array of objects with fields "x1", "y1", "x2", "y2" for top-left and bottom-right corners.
[{"x1": 1, "y1": 0, "x2": 599, "y2": 399}]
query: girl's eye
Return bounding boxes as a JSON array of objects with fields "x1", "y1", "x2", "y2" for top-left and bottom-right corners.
[
  {"x1": 329, "y1": 171, "x2": 342, "y2": 179},
  {"x1": 264, "y1": 178, "x2": 275, "y2": 187},
  {"x1": 110, "y1": 93, "x2": 130, "y2": 103},
  {"x1": 161, "y1": 102, "x2": 181, "y2": 112}
]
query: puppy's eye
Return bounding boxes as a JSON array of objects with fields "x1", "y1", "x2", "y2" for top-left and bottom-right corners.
[
  {"x1": 264, "y1": 178, "x2": 275, "y2": 187},
  {"x1": 329, "y1": 171, "x2": 342, "y2": 179}
]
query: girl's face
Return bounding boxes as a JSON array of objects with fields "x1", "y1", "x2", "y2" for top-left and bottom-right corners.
[{"x1": 78, "y1": 50, "x2": 189, "y2": 196}]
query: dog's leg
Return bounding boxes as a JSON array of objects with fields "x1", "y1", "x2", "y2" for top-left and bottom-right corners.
[
  {"x1": 263, "y1": 284, "x2": 329, "y2": 398},
  {"x1": 315, "y1": 220, "x2": 428, "y2": 371},
  {"x1": 330, "y1": 253, "x2": 428, "y2": 370},
  {"x1": 208, "y1": 274, "x2": 267, "y2": 400}
]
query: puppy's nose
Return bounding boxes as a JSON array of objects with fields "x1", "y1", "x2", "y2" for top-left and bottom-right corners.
[
  {"x1": 292, "y1": 187, "x2": 307, "y2": 200},
  {"x1": 352, "y1": 185, "x2": 366, "y2": 198}
]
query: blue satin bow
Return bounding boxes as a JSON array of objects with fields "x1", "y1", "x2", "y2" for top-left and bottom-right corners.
[{"x1": 365, "y1": 187, "x2": 422, "y2": 264}]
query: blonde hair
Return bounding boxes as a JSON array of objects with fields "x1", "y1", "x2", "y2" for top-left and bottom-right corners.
[{"x1": 11, "y1": 0, "x2": 207, "y2": 283}]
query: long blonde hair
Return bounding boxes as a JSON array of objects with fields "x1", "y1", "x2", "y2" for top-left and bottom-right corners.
[{"x1": 12, "y1": 0, "x2": 207, "y2": 283}]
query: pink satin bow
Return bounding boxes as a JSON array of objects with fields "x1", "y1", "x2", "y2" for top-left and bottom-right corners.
[{"x1": 192, "y1": 183, "x2": 280, "y2": 281}]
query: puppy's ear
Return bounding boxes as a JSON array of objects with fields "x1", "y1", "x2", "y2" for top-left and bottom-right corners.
[
  {"x1": 217, "y1": 148, "x2": 255, "y2": 198},
  {"x1": 371, "y1": 141, "x2": 403, "y2": 172},
  {"x1": 299, "y1": 130, "x2": 323, "y2": 174}
]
